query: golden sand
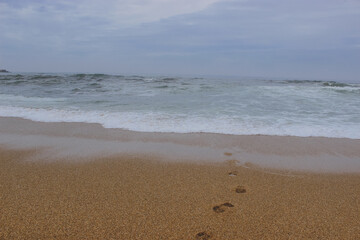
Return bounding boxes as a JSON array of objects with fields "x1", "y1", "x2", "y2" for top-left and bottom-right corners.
[{"x1": 1, "y1": 148, "x2": 360, "y2": 239}]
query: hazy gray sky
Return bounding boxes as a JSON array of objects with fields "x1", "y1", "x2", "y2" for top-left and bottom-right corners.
[{"x1": 0, "y1": 0, "x2": 360, "y2": 81}]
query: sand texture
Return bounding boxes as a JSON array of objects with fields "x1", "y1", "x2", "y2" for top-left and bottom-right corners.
[{"x1": 1, "y1": 148, "x2": 360, "y2": 239}]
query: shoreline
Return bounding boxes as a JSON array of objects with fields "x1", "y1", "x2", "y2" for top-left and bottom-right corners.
[
  {"x1": 1, "y1": 111, "x2": 360, "y2": 140},
  {"x1": 0, "y1": 116, "x2": 360, "y2": 172}
]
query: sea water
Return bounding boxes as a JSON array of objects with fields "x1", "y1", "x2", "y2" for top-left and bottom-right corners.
[{"x1": 0, "y1": 73, "x2": 359, "y2": 139}]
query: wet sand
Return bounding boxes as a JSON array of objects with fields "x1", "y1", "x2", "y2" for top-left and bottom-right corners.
[
  {"x1": 1, "y1": 148, "x2": 360, "y2": 239},
  {"x1": 1, "y1": 117, "x2": 360, "y2": 172}
]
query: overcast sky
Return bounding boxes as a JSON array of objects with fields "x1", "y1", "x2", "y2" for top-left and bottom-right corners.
[{"x1": 0, "y1": 0, "x2": 359, "y2": 81}]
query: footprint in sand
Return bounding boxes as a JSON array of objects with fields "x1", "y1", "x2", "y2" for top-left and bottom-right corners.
[
  {"x1": 235, "y1": 185, "x2": 246, "y2": 193},
  {"x1": 228, "y1": 170, "x2": 238, "y2": 176},
  {"x1": 213, "y1": 205, "x2": 225, "y2": 213},
  {"x1": 213, "y1": 202, "x2": 234, "y2": 213},
  {"x1": 222, "y1": 202, "x2": 234, "y2": 207},
  {"x1": 195, "y1": 231, "x2": 211, "y2": 240}
]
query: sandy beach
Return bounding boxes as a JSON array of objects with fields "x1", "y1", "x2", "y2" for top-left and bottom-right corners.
[
  {"x1": 2, "y1": 0, "x2": 360, "y2": 238},
  {"x1": 1, "y1": 117, "x2": 360, "y2": 239}
]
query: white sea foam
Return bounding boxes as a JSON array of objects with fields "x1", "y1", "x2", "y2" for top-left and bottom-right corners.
[
  {"x1": 0, "y1": 93, "x2": 66, "y2": 103},
  {"x1": 1, "y1": 105, "x2": 359, "y2": 139}
]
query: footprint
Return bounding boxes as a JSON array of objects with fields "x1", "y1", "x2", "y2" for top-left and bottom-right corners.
[
  {"x1": 228, "y1": 171, "x2": 238, "y2": 176},
  {"x1": 226, "y1": 159, "x2": 240, "y2": 165},
  {"x1": 213, "y1": 202, "x2": 234, "y2": 213},
  {"x1": 222, "y1": 202, "x2": 234, "y2": 207},
  {"x1": 224, "y1": 152, "x2": 233, "y2": 156},
  {"x1": 212, "y1": 205, "x2": 225, "y2": 213},
  {"x1": 195, "y1": 232, "x2": 211, "y2": 240},
  {"x1": 235, "y1": 185, "x2": 246, "y2": 193}
]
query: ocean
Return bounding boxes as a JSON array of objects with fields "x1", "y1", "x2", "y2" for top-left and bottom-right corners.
[{"x1": 0, "y1": 72, "x2": 359, "y2": 139}]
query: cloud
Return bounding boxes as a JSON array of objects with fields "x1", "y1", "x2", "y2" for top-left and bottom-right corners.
[
  {"x1": 0, "y1": 0, "x2": 226, "y2": 51},
  {"x1": 0, "y1": 0, "x2": 359, "y2": 80},
  {"x1": 0, "y1": 0, "x2": 224, "y2": 28}
]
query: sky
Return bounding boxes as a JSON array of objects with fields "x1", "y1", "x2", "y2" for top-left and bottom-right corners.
[{"x1": 0, "y1": 0, "x2": 360, "y2": 81}]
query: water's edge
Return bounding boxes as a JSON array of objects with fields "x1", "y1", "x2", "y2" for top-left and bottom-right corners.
[{"x1": 1, "y1": 116, "x2": 360, "y2": 173}]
